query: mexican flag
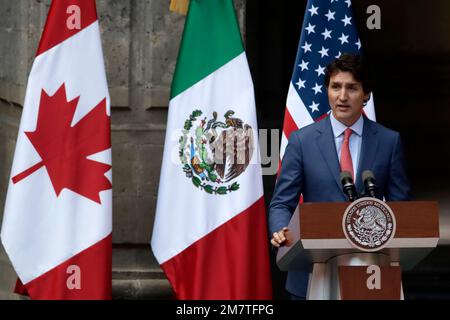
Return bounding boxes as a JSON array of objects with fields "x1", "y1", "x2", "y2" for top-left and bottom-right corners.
[
  {"x1": 1, "y1": 0, "x2": 112, "y2": 299},
  {"x1": 151, "y1": 0, "x2": 272, "y2": 299}
]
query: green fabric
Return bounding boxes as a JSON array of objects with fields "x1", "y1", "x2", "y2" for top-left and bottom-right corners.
[{"x1": 170, "y1": 0, "x2": 244, "y2": 99}]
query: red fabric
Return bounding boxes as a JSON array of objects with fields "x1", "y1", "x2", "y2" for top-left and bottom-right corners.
[
  {"x1": 18, "y1": 234, "x2": 112, "y2": 300},
  {"x1": 161, "y1": 197, "x2": 272, "y2": 300},
  {"x1": 14, "y1": 279, "x2": 29, "y2": 296},
  {"x1": 282, "y1": 108, "x2": 299, "y2": 141},
  {"x1": 340, "y1": 128, "x2": 354, "y2": 180},
  {"x1": 14, "y1": 84, "x2": 111, "y2": 203},
  {"x1": 36, "y1": 0, "x2": 98, "y2": 56}
]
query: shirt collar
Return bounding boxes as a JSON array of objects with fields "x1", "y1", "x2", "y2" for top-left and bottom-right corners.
[{"x1": 330, "y1": 112, "x2": 364, "y2": 138}]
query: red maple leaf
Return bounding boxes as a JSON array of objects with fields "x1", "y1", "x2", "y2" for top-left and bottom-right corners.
[{"x1": 12, "y1": 83, "x2": 112, "y2": 204}]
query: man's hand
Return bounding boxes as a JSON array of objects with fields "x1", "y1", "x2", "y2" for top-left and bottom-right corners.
[{"x1": 270, "y1": 227, "x2": 291, "y2": 248}]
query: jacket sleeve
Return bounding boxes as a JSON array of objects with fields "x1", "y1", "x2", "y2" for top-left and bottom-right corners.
[
  {"x1": 269, "y1": 132, "x2": 304, "y2": 235},
  {"x1": 386, "y1": 133, "x2": 411, "y2": 201}
]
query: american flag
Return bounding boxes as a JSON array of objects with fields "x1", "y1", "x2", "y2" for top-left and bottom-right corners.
[{"x1": 280, "y1": 0, "x2": 375, "y2": 160}]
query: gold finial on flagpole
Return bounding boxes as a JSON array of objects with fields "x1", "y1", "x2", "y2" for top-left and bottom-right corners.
[{"x1": 169, "y1": 0, "x2": 190, "y2": 15}]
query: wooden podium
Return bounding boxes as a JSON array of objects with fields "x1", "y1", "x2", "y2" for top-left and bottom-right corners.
[{"x1": 276, "y1": 201, "x2": 440, "y2": 300}]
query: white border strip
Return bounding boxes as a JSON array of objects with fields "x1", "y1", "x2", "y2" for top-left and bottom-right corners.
[{"x1": 302, "y1": 237, "x2": 439, "y2": 249}]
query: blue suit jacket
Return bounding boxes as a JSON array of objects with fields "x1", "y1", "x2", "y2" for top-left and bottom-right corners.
[{"x1": 269, "y1": 116, "x2": 411, "y2": 297}]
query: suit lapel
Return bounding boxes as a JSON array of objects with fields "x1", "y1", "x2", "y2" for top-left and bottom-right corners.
[
  {"x1": 356, "y1": 118, "x2": 379, "y2": 193},
  {"x1": 316, "y1": 117, "x2": 342, "y2": 191}
]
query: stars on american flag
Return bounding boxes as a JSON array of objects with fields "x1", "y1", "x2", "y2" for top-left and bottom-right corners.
[
  {"x1": 338, "y1": 33, "x2": 349, "y2": 44},
  {"x1": 315, "y1": 65, "x2": 325, "y2": 76},
  {"x1": 296, "y1": 78, "x2": 306, "y2": 90},
  {"x1": 306, "y1": 23, "x2": 316, "y2": 34},
  {"x1": 341, "y1": 15, "x2": 352, "y2": 26},
  {"x1": 308, "y1": 5, "x2": 319, "y2": 16},
  {"x1": 298, "y1": 60, "x2": 309, "y2": 71},
  {"x1": 302, "y1": 41, "x2": 312, "y2": 53},
  {"x1": 312, "y1": 83, "x2": 323, "y2": 95},
  {"x1": 308, "y1": 101, "x2": 320, "y2": 113},
  {"x1": 325, "y1": 10, "x2": 335, "y2": 21},
  {"x1": 321, "y1": 28, "x2": 332, "y2": 40},
  {"x1": 318, "y1": 46, "x2": 329, "y2": 58},
  {"x1": 291, "y1": 0, "x2": 363, "y2": 120}
]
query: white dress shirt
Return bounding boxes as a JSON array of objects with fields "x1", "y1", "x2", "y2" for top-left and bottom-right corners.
[{"x1": 329, "y1": 112, "x2": 364, "y2": 178}]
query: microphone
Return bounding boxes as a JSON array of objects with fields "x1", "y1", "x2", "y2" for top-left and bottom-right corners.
[
  {"x1": 340, "y1": 171, "x2": 358, "y2": 202},
  {"x1": 362, "y1": 170, "x2": 378, "y2": 198}
]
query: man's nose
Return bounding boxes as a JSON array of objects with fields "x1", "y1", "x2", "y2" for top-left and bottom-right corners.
[{"x1": 338, "y1": 89, "x2": 348, "y2": 100}]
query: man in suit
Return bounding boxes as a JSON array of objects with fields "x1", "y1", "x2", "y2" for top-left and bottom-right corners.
[{"x1": 269, "y1": 53, "x2": 410, "y2": 299}]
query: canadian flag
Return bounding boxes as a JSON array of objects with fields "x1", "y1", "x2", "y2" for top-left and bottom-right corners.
[{"x1": 0, "y1": 0, "x2": 112, "y2": 299}]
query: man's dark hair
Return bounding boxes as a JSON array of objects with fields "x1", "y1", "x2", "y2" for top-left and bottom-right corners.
[{"x1": 324, "y1": 53, "x2": 372, "y2": 94}]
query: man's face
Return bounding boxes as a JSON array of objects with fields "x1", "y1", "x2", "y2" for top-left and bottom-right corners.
[{"x1": 327, "y1": 71, "x2": 370, "y2": 126}]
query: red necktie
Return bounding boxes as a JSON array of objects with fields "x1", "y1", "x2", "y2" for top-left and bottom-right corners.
[{"x1": 340, "y1": 128, "x2": 354, "y2": 180}]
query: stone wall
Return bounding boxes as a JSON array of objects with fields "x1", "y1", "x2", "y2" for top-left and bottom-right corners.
[{"x1": 0, "y1": 100, "x2": 22, "y2": 300}]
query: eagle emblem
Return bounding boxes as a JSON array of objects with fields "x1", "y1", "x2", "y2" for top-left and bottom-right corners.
[
  {"x1": 342, "y1": 197, "x2": 396, "y2": 252},
  {"x1": 179, "y1": 109, "x2": 254, "y2": 195}
]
